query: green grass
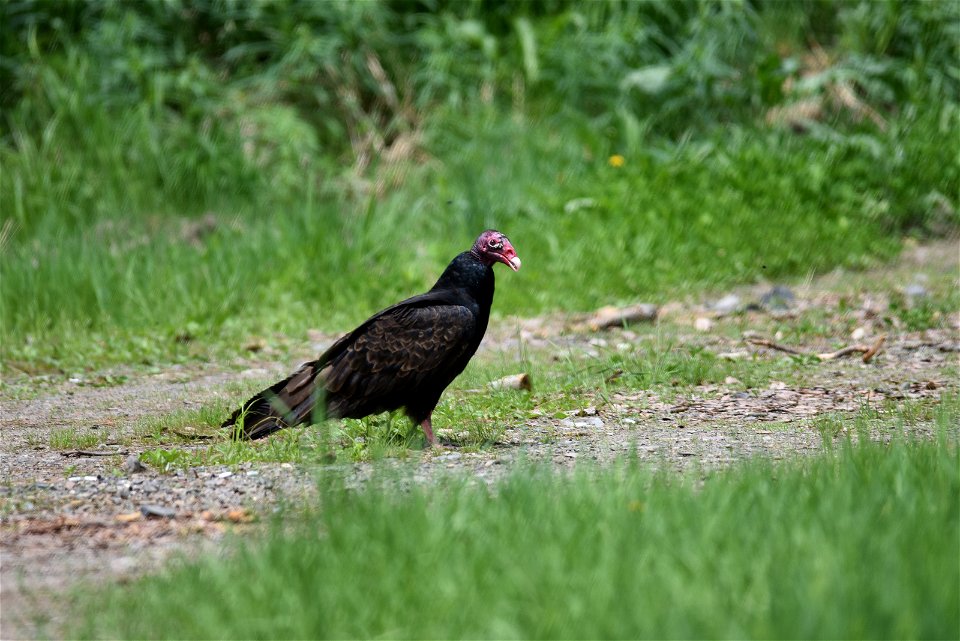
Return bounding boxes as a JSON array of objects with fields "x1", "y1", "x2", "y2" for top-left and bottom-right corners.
[
  {"x1": 2, "y1": 1, "x2": 957, "y2": 374},
  {"x1": 48, "y1": 427, "x2": 108, "y2": 451},
  {"x1": 71, "y1": 415, "x2": 958, "y2": 639},
  {"x1": 3, "y1": 109, "x2": 956, "y2": 376}
]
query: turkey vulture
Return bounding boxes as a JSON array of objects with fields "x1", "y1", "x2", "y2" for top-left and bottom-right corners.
[{"x1": 223, "y1": 230, "x2": 521, "y2": 445}]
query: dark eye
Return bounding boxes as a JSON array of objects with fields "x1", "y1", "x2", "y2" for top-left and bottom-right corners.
[{"x1": 489, "y1": 240, "x2": 502, "y2": 250}]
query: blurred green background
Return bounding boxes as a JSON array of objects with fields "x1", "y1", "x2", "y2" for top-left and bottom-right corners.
[{"x1": 1, "y1": 0, "x2": 957, "y2": 369}]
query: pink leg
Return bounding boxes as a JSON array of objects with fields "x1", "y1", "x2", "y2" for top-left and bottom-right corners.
[{"x1": 420, "y1": 415, "x2": 437, "y2": 446}]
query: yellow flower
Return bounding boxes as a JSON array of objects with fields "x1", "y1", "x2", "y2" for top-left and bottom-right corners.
[{"x1": 608, "y1": 154, "x2": 625, "y2": 168}]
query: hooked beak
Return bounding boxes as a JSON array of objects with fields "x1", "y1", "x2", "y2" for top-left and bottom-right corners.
[{"x1": 497, "y1": 244, "x2": 521, "y2": 272}]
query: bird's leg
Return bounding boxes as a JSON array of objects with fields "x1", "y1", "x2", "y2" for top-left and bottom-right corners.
[{"x1": 420, "y1": 415, "x2": 437, "y2": 447}]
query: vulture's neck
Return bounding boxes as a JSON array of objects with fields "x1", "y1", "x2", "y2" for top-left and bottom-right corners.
[{"x1": 430, "y1": 252, "x2": 494, "y2": 298}]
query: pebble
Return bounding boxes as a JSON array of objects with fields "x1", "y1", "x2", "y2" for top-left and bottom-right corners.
[
  {"x1": 140, "y1": 504, "x2": 176, "y2": 519},
  {"x1": 724, "y1": 376, "x2": 741, "y2": 385},
  {"x1": 124, "y1": 454, "x2": 146, "y2": 474},
  {"x1": 712, "y1": 294, "x2": 741, "y2": 315},
  {"x1": 904, "y1": 283, "x2": 928, "y2": 298},
  {"x1": 760, "y1": 285, "x2": 796, "y2": 310},
  {"x1": 694, "y1": 317, "x2": 713, "y2": 332},
  {"x1": 851, "y1": 327, "x2": 867, "y2": 341},
  {"x1": 560, "y1": 417, "x2": 604, "y2": 429},
  {"x1": 718, "y1": 351, "x2": 749, "y2": 360}
]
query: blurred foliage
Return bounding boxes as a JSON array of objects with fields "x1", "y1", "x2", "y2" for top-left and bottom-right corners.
[{"x1": 3, "y1": 0, "x2": 957, "y2": 154}]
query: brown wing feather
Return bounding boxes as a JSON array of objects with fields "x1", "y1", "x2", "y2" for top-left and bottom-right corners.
[{"x1": 325, "y1": 304, "x2": 476, "y2": 418}]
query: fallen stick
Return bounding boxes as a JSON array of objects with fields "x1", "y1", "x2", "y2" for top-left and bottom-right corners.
[
  {"x1": 465, "y1": 373, "x2": 532, "y2": 393},
  {"x1": 486, "y1": 373, "x2": 532, "y2": 391},
  {"x1": 574, "y1": 303, "x2": 658, "y2": 332},
  {"x1": 747, "y1": 335, "x2": 886, "y2": 364},
  {"x1": 745, "y1": 338, "x2": 807, "y2": 356},
  {"x1": 860, "y1": 335, "x2": 886, "y2": 363},
  {"x1": 61, "y1": 449, "x2": 129, "y2": 457}
]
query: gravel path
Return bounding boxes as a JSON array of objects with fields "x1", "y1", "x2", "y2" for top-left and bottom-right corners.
[{"x1": 2, "y1": 240, "x2": 957, "y2": 639}]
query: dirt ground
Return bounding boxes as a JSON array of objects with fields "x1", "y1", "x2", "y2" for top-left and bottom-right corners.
[{"x1": 1, "y1": 240, "x2": 957, "y2": 639}]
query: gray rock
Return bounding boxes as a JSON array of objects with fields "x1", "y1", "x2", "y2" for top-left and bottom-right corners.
[
  {"x1": 560, "y1": 416, "x2": 604, "y2": 429},
  {"x1": 904, "y1": 283, "x2": 928, "y2": 298},
  {"x1": 140, "y1": 504, "x2": 176, "y2": 519},
  {"x1": 712, "y1": 294, "x2": 741, "y2": 315},
  {"x1": 124, "y1": 454, "x2": 146, "y2": 474},
  {"x1": 760, "y1": 286, "x2": 796, "y2": 310}
]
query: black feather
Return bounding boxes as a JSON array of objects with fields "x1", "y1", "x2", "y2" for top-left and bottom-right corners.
[{"x1": 223, "y1": 235, "x2": 510, "y2": 442}]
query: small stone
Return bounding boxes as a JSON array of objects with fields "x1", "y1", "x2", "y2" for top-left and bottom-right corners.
[
  {"x1": 718, "y1": 351, "x2": 749, "y2": 360},
  {"x1": 140, "y1": 504, "x2": 176, "y2": 519},
  {"x1": 851, "y1": 327, "x2": 867, "y2": 341},
  {"x1": 217, "y1": 471, "x2": 233, "y2": 479},
  {"x1": 712, "y1": 294, "x2": 741, "y2": 315},
  {"x1": 724, "y1": 376, "x2": 741, "y2": 385},
  {"x1": 760, "y1": 286, "x2": 796, "y2": 311},
  {"x1": 124, "y1": 455, "x2": 146, "y2": 474},
  {"x1": 561, "y1": 416, "x2": 604, "y2": 429},
  {"x1": 904, "y1": 283, "x2": 928, "y2": 298},
  {"x1": 694, "y1": 317, "x2": 713, "y2": 332}
]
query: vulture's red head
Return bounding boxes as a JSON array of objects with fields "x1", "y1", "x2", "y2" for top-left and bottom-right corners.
[{"x1": 472, "y1": 230, "x2": 521, "y2": 272}]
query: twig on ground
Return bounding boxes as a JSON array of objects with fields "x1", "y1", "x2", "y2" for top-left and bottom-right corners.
[
  {"x1": 747, "y1": 335, "x2": 886, "y2": 363},
  {"x1": 60, "y1": 449, "x2": 129, "y2": 458},
  {"x1": 486, "y1": 373, "x2": 532, "y2": 391},
  {"x1": 745, "y1": 338, "x2": 807, "y2": 356},
  {"x1": 574, "y1": 303, "x2": 658, "y2": 332}
]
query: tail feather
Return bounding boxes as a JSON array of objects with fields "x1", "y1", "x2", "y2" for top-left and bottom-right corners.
[{"x1": 223, "y1": 361, "x2": 326, "y2": 439}]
